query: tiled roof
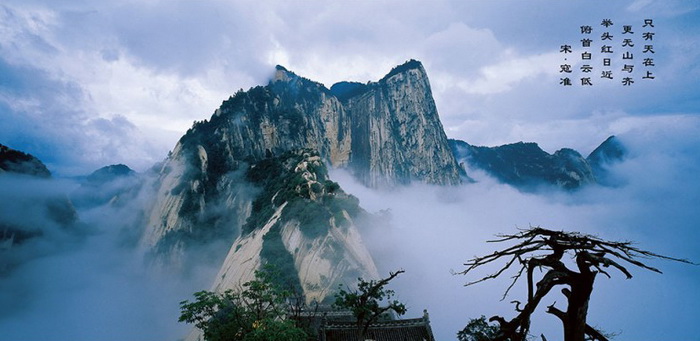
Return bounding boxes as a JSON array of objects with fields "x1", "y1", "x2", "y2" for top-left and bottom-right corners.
[{"x1": 320, "y1": 315, "x2": 436, "y2": 341}]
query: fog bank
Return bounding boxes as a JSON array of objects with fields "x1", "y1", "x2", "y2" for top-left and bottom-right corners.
[
  {"x1": 332, "y1": 120, "x2": 700, "y2": 340},
  {"x1": 0, "y1": 174, "x2": 218, "y2": 341}
]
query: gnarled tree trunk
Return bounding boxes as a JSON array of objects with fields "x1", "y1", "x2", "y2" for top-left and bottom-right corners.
[{"x1": 459, "y1": 227, "x2": 693, "y2": 341}]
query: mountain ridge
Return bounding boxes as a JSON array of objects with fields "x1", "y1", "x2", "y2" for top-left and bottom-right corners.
[
  {"x1": 142, "y1": 60, "x2": 462, "y2": 305},
  {"x1": 3, "y1": 60, "x2": 630, "y2": 319},
  {"x1": 449, "y1": 137, "x2": 625, "y2": 191}
]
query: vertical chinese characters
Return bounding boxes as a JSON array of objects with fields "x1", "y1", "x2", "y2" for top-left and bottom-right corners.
[
  {"x1": 558, "y1": 18, "x2": 656, "y2": 86},
  {"x1": 642, "y1": 19, "x2": 656, "y2": 80},
  {"x1": 560, "y1": 43, "x2": 573, "y2": 86}
]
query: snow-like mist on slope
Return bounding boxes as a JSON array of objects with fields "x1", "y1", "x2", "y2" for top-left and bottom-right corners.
[{"x1": 331, "y1": 118, "x2": 700, "y2": 341}]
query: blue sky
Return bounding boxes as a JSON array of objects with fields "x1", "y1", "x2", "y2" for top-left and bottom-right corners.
[{"x1": 1, "y1": 1, "x2": 700, "y2": 340}]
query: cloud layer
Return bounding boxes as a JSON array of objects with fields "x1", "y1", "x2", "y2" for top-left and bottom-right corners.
[
  {"x1": 0, "y1": 173, "x2": 221, "y2": 341},
  {"x1": 1, "y1": 1, "x2": 699, "y2": 340},
  {"x1": 2, "y1": 0, "x2": 699, "y2": 174},
  {"x1": 332, "y1": 115, "x2": 700, "y2": 341}
]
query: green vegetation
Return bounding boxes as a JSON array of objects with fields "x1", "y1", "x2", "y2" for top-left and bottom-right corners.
[
  {"x1": 323, "y1": 180, "x2": 340, "y2": 193},
  {"x1": 380, "y1": 59, "x2": 422, "y2": 82},
  {"x1": 242, "y1": 149, "x2": 363, "y2": 238},
  {"x1": 235, "y1": 149, "x2": 369, "y2": 303},
  {"x1": 324, "y1": 195, "x2": 360, "y2": 221},
  {"x1": 242, "y1": 156, "x2": 286, "y2": 234},
  {"x1": 458, "y1": 316, "x2": 501, "y2": 341},
  {"x1": 333, "y1": 270, "x2": 407, "y2": 340},
  {"x1": 178, "y1": 265, "x2": 307, "y2": 341},
  {"x1": 282, "y1": 199, "x2": 331, "y2": 239},
  {"x1": 0, "y1": 143, "x2": 51, "y2": 177},
  {"x1": 260, "y1": 222, "x2": 303, "y2": 293},
  {"x1": 329, "y1": 81, "x2": 371, "y2": 102},
  {"x1": 241, "y1": 150, "x2": 307, "y2": 234}
]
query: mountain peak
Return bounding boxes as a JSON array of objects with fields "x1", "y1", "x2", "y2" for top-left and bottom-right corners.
[
  {"x1": 329, "y1": 81, "x2": 368, "y2": 102},
  {"x1": 587, "y1": 135, "x2": 625, "y2": 164},
  {"x1": 0, "y1": 143, "x2": 51, "y2": 178},
  {"x1": 146, "y1": 60, "x2": 462, "y2": 258},
  {"x1": 272, "y1": 65, "x2": 294, "y2": 82},
  {"x1": 380, "y1": 59, "x2": 425, "y2": 82},
  {"x1": 270, "y1": 65, "x2": 328, "y2": 93},
  {"x1": 587, "y1": 135, "x2": 626, "y2": 186},
  {"x1": 86, "y1": 164, "x2": 135, "y2": 185}
]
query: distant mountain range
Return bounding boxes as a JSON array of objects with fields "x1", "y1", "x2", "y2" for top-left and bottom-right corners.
[
  {"x1": 450, "y1": 135, "x2": 624, "y2": 191},
  {"x1": 0, "y1": 60, "x2": 627, "y2": 308}
]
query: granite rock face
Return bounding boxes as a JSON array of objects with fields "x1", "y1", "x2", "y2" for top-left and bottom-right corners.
[
  {"x1": 211, "y1": 149, "x2": 378, "y2": 304},
  {"x1": 167, "y1": 60, "x2": 462, "y2": 189},
  {"x1": 341, "y1": 60, "x2": 463, "y2": 187},
  {"x1": 142, "y1": 61, "x2": 461, "y2": 302},
  {"x1": 144, "y1": 60, "x2": 462, "y2": 247}
]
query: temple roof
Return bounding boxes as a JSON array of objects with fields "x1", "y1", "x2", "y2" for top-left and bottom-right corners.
[{"x1": 319, "y1": 314, "x2": 435, "y2": 341}]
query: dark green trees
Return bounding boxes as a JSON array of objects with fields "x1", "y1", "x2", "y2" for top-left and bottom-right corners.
[
  {"x1": 458, "y1": 316, "x2": 501, "y2": 341},
  {"x1": 333, "y1": 270, "x2": 407, "y2": 341},
  {"x1": 178, "y1": 266, "x2": 307, "y2": 341}
]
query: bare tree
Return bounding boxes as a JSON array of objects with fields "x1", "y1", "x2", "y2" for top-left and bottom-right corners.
[{"x1": 459, "y1": 227, "x2": 694, "y2": 341}]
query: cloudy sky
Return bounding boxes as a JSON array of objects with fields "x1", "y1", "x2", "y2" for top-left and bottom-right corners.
[
  {"x1": 1, "y1": 0, "x2": 698, "y2": 175},
  {"x1": 1, "y1": 1, "x2": 700, "y2": 341}
]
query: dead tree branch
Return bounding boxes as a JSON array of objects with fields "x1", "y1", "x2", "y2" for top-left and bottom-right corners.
[{"x1": 460, "y1": 226, "x2": 695, "y2": 341}]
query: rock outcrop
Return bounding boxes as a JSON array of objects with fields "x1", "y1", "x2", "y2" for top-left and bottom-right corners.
[
  {"x1": 162, "y1": 60, "x2": 461, "y2": 190},
  {"x1": 212, "y1": 149, "x2": 378, "y2": 303},
  {"x1": 340, "y1": 60, "x2": 463, "y2": 187}
]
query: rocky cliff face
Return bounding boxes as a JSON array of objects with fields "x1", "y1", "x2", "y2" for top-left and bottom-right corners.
[
  {"x1": 340, "y1": 60, "x2": 463, "y2": 187},
  {"x1": 212, "y1": 149, "x2": 378, "y2": 303},
  {"x1": 144, "y1": 140, "x2": 253, "y2": 271},
  {"x1": 194, "y1": 65, "x2": 353, "y2": 168},
  {"x1": 142, "y1": 61, "x2": 460, "y2": 302},
  {"x1": 145, "y1": 60, "x2": 461, "y2": 249},
  {"x1": 173, "y1": 60, "x2": 462, "y2": 188}
]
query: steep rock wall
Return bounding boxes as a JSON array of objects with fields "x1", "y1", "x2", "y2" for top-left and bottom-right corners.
[
  {"x1": 141, "y1": 60, "x2": 460, "y2": 306},
  {"x1": 211, "y1": 149, "x2": 379, "y2": 303},
  {"x1": 345, "y1": 62, "x2": 463, "y2": 187}
]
